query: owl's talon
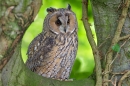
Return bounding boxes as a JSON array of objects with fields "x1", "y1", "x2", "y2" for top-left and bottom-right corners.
[
  {"x1": 53, "y1": 78, "x2": 73, "y2": 81},
  {"x1": 64, "y1": 79, "x2": 73, "y2": 81}
]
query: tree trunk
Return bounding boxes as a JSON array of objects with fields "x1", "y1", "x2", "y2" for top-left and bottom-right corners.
[
  {"x1": 91, "y1": 0, "x2": 130, "y2": 86},
  {"x1": 1, "y1": 0, "x2": 130, "y2": 86}
]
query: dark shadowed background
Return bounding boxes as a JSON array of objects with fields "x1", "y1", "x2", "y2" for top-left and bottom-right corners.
[{"x1": 21, "y1": 0, "x2": 95, "y2": 80}]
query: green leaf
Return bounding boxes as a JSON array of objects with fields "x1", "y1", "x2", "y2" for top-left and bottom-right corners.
[{"x1": 112, "y1": 44, "x2": 120, "y2": 52}]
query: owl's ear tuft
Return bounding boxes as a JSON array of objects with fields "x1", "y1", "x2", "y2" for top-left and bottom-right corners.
[
  {"x1": 67, "y1": 4, "x2": 71, "y2": 10},
  {"x1": 47, "y1": 7, "x2": 56, "y2": 13}
]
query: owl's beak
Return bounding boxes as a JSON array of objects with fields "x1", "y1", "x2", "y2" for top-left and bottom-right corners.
[
  {"x1": 64, "y1": 27, "x2": 67, "y2": 33},
  {"x1": 59, "y1": 25, "x2": 68, "y2": 33}
]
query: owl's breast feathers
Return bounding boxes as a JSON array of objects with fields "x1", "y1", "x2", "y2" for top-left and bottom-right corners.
[{"x1": 26, "y1": 32, "x2": 78, "y2": 80}]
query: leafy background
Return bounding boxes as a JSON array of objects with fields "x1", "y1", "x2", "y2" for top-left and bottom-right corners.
[{"x1": 21, "y1": 0, "x2": 96, "y2": 80}]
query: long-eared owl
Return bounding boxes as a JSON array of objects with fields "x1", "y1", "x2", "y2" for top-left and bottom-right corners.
[{"x1": 26, "y1": 4, "x2": 78, "y2": 80}]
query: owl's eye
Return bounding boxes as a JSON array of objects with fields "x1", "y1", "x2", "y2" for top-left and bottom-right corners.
[
  {"x1": 55, "y1": 19, "x2": 62, "y2": 26},
  {"x1": 67, "y1": 19, "x2": 70, "y2": 24}
]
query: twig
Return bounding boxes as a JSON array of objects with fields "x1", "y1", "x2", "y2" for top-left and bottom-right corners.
[
  {"x1": 119, "y1": 34, "x2": 130, "y2": 41},
  {"x1": 103, "y1": 75, "x2": 117, "y2": 86},
  {"x1": 112, "y1": 70, "x2": 128, "y2": 75},
  {"x1": 118, "y1": 70, "x2": 130, "y2": 86},
  {"x1": 103, "y1": 0, "x2": 130, "y2": 86},
  {"x1": 104, "y1": 70, "x2": 130, "y2": 86},
  {"x1": 112, "y1": 76, "x2": 117, "y2": 86},
  {"x1": 82, "y1": 0, "x2": 102, "y2": 86}
]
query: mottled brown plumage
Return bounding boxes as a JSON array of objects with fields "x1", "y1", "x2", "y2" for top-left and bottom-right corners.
[{"x1": 26, "y1": 5, "x2": 78, "y2": 80}]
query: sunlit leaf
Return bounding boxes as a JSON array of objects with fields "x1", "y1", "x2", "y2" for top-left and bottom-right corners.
[{"x1": 112, "y1": 44, "x2": 120, "y2": 52}]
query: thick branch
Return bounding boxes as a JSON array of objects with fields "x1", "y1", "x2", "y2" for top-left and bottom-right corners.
[
  {"x1": 1, "y1": 43, "x2": 95, "y2": 86},
  {"x1": 82, "y1": 0, "x2": 102, "y2": 86}
]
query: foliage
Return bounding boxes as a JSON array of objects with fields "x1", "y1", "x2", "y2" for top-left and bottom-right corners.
[{"x1": 21, "y1": 0, "x2": 95, "y2": 80}]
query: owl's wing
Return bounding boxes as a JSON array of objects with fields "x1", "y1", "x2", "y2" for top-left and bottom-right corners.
[
  {"x1": 26, "y1": 33, "x2": 44, "y2": 71},
  {"x1": 26, "y1": 33, "x2": 56, "y2": 72}
]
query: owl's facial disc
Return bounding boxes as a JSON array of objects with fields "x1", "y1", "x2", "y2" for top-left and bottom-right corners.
[{"x1": 49, "y1": 10, "x2": 76, "y2": 34}]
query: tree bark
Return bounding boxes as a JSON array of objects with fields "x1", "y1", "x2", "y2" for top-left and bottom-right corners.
[{"x1": 91, "y1": 0, "x2": 130, "y2": 86}]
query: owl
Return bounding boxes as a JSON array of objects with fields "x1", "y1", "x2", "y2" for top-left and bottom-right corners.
[{"x1": 26, "y1": 4, "x2": 78, "y2": 80}]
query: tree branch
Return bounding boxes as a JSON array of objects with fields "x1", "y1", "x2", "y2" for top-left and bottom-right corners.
[
  {"x1": 119, "y1": 34, "x2": 130, "y2": 41},
  {"x1": 82, "y1": 0, "x2": 102, "y2": 86},
  {"x1": 118, "y1": 70, "x2": 130, "y2": 86},
  {"x1": 1, "y1": 43, "x2": 95, "y2": 86}
]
